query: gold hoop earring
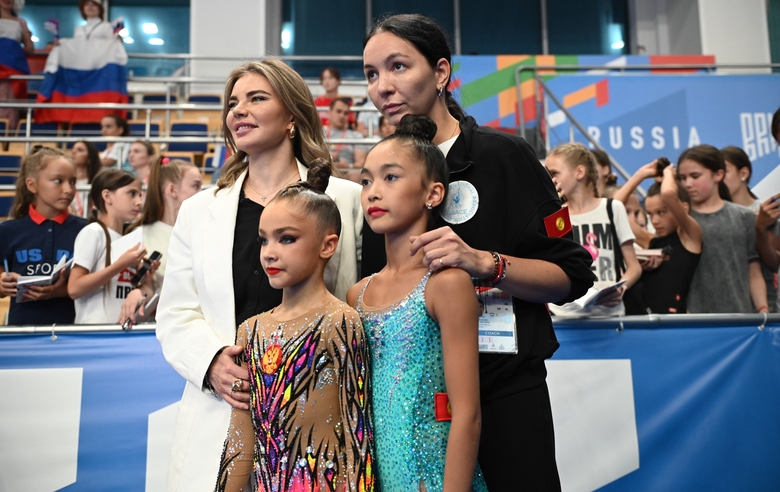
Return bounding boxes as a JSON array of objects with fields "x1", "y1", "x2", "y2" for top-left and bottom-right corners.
[{"x1": 288, "y1": 124, "x2": 296, "y2": 139}]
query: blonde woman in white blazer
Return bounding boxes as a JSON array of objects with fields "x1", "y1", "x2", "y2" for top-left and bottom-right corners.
[{"x1": 156, "y1": 59, "x2": 367, "y2": 491}]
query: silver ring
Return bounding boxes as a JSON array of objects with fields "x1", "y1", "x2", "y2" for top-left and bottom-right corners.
[{"x1": 231, "y1": 379, "x2": 242, "y2": 393}]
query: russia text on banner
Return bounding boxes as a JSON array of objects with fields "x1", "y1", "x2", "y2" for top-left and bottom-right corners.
[{"x1": 35, "y1": 37, "x2": 128, "y2": 123}]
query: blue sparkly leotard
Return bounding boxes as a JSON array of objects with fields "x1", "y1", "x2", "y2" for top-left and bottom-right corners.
[{"x1": 357, "y1": 271, "x2": 488, "y2": 492}]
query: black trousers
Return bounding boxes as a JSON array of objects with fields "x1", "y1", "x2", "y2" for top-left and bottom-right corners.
[{"x1": 478, "y1": 382, "x2": 562, "y2": 491}]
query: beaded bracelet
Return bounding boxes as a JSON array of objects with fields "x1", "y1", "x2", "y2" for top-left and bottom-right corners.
[{"x1": 483, "y1": 251, "x2": 508, "y2": 286}]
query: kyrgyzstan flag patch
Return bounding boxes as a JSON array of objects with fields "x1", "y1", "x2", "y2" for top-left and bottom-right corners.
[{"x1": 543, "y1": 207, "x2": 572, "y2": 238}]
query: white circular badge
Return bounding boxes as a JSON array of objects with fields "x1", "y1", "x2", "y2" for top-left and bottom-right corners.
[{"x1": 440, "y1": 180, "x2": 479, "y2": 224}]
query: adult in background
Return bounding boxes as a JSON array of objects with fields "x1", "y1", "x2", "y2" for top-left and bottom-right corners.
[
  {"x1": 362, "y1": 13, "x2": 594, "y2": 491},
  {"x1": 75, "y1": 0, "x2": 114, "y2": 40},
  {"x1": 324, "y1": 97, "x2": 366, "y2": 181},
  {"x1": 155, "y1": 58, "x2": 365, "y2": 491},
  {"x1": 0, "y1": 0, "x2": 33, "y2": 130}
]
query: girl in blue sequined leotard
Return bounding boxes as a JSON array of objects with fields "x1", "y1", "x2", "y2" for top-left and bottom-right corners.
[{"x1": 348, "y1": 115, "x2": 488, "y2": 491}]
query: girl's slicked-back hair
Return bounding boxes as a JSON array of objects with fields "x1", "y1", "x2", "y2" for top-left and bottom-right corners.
[
  {"x1": 678, "y1": 144, "x2": 732, "y2": 201},
  {"x1": 272, "y1": 158, "x2": 341, "y2": 236},
  {"x1": 548, "y1": 142, "x2": 600, "y2": 198},
  {"x1": 365, "y1": 14, "x2": 465, "y2": 121},
  {"x1": 216, "y1": 59, "x2": 334, "y2": 193},
  {"x1": 379, "y1": 114, "x2": 449, "y2": 210},
  {"x1": 12, "y1": 147, "x2": 72, "y2": 219},
  {"x1": 646, "y1": 181, "x2": 691, "y2": 205}
]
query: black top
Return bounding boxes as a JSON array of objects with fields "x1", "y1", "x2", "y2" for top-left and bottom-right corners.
[
  {"x1": 232, "y1": 191, "x2": 282, "y2": 326},
  {"x1": 362, "y1": 116, "x2": 595, "y2": 400},
  {"x1": 642, "y1": 232, "x2": 701, "y2": 314}
]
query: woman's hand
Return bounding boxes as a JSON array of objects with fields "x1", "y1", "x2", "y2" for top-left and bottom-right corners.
[
  {"x1": 117, "y1": 288, "x2": 146, "y2": 326},
  {"x1": 409, "y1": 226, "x2": 494, "y2": 278},
  {"x1": 207, "y1": 345, "x2": 251, "y2": 410},
  {"x1": 0, "y1": 272, "x2": 19, "y2": 298},
  {"x1": 640, "y1": 256, "x2": 663, "y2": 271}
]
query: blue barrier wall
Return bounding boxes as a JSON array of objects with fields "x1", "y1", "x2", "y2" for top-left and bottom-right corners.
[{"x1": 1, "y1": 319, "x2": 779, "y2": 491}]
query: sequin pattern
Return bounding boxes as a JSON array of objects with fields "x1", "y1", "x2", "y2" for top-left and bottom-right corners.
[
  {"x1": 216, "y1": 301, "x2": 374, "y2": 492},
  {"x1": 357, "y1": 273, "x2": 488, "y2": 492}
]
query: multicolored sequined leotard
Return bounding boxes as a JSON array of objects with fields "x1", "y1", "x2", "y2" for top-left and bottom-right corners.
[
  {"x1": 357, "y1": 272, "x2": 488, "y2": 492},
  {"x1": 216, "y1": 300, "x2": 374, "y2": 492}
]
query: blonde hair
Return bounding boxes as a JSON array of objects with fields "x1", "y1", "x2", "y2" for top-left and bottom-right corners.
[
  {"x1": 11, "y1": 148, "x2": 72, "y2": 219},
  {"x1": 548, "y1": 143, "x2": 600, "y2": 198},
  {"x1": 216, "y1": 59, "x2": 333, "y2": 192}
]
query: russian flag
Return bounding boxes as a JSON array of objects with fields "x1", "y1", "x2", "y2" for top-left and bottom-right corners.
[
  {"x1": 35, "y1": 37, "x2": 128, "y2": 123},
  {"x1": 0, "y1": 35, "x2": 30, "y2": 100}
]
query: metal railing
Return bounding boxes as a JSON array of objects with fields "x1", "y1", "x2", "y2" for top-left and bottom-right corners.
[{"x1": 1, "y1": 313, "x2": 777, "y2": 334}]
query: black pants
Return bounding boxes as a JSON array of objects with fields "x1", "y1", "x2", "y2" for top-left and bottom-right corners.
[{"x1": 478, "y1": 382, "x2": 562, "y2": 491}]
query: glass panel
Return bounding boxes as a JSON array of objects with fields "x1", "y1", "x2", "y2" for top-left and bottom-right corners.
[
  {"x1": 461, "y1": 0, "x2": 541, "y2": 54},
  {"x1": 547, "y1": 0, "x2": 629, "y2": 55}
]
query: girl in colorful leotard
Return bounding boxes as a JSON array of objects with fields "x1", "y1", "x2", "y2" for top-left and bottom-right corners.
[
  {"x1": 347, "y1": 114, "x2": 488, "y2": 492},
  {"x1": 217, "y1": 159, "x2": 374, "y2": 492}
]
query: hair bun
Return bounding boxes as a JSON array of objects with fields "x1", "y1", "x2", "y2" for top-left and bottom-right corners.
[
  {"x1": 395, "y1": 114, "x2": 438, "y2": 142},
  {"x1": 306, "y1": 158, "x2": 331, "y2": 193}
]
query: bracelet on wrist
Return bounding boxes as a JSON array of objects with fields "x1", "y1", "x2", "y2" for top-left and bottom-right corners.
[{"x1": 481, "y1": 251, "x2": 508, "y2": 286}]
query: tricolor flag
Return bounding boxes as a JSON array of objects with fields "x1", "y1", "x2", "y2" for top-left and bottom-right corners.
[
  {"x1": 0, "y1": 18, "x2": 31, "y2": 100},
  {"x1": 35, "y1": 37, "x2": 128, "y2": 123}
]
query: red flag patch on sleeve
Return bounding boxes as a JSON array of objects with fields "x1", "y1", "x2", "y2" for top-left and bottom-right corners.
[
  {"x1": 434, "y1": 393, "x2": 452, "y2": 422},
  {"x1": 544, "y1": 207, "x2": 572, "y2": 238}
]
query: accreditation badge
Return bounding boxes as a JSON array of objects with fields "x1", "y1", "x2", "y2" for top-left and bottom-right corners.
[{"x1": 475, "y1": 286, "x2": 518, "y2": 354}]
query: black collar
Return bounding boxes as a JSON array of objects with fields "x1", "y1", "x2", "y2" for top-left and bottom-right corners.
[{"x1": 446, "y1": 116, "x2": 476, "y2": 175}]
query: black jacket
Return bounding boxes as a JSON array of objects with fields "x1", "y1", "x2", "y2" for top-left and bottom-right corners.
[{"x1": 362, "y1": 116, "x2": 595, "y2": 400}]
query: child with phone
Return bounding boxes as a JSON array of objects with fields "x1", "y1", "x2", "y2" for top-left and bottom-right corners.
[
  {"x1": 615, "y1": 159, "x2": 703, "y2": 313},
  {"x1": 67, "y1": 168, "x2": 146, "y2": 323},
  {"x1": 546, "y1": 143, "x2": 642, "y2": 316},
  {"x1": 348, "y1": 115, "x2": 487, "y2": 491},
  {"x1": 216, "y1": 159, "x2": 374, "y2": 491},
  {"x1": 119, "y1": 157, "x2": 203, "y2": 326},
  {"x1": 0, "y1": 148, "x2": 87, "y2": 324}
]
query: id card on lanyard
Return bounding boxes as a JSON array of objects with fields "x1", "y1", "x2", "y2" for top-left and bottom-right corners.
[{"x1": 475, "y1": 286, "x2": 518, "y2": 354}]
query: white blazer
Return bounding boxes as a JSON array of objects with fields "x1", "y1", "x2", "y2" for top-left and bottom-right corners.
[{"x1": 156, "y1": 163, "x2": 363, "y2": 491}]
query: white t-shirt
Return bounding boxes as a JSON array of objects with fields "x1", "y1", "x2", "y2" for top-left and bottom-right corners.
[
  {"x1": 73, "y1": 222, "x2": 135, "y2": 324},
  {"x1": 550, "y1": 198, "x2": 635, "y2": 317},
  {"x1": 100, "y1": 142, "x2": 130, "y2": 168},
  {"x1": 141, "y1": 221, "x2": 173, "y2": 292}
]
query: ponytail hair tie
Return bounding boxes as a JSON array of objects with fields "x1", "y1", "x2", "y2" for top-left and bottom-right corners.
[{"x1": 161, "y1": 157, "x2": 171, "y2": 165}]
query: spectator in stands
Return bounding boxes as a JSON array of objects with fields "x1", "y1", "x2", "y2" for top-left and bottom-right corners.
[
  {"x1": 720, "y1": 145, "x2": 778, "y2": 311},
  {"x1": 377, "y1": 115, "x2": 396, "y2": 137},
  {"x1": 362, "y1": 14, "x2": 594, "y2": 490},
  {"x1": 678, "y1": 144, "x2": 767, "y2": 314},
  {"x1": 721, "y1": 146, "x2": 759, "y2": 210},
  {"x1": 0, "y1": 0, "x2": 33, "y2": 130},
  {"x1": 126, "y1": 139, "x2": 155, "y2": 185},
  {"x1": 75, "y1": 0, "x2": 115, "y2": 40},
  {"x1": 545, "y1": 142, "x2": 641, "y2": 317},
  {"x1": 617, "y1": 159, "x2": 702, "y2": 313},
  {"x1": 155, "y1": 58, "x2": 367, "y2": 490},
  {"x1": 614, "y1": 159, "x2": 667, "y2": 248},
  {"x1": 313, "y1": 66, "x2": 353, "y2": 127},
  {"x1": 0, "y1": 148, "x2": 86, "y2": 325},
  {"x1": 755, "y1": 107, "x2": 780, "y2": 312},
  {"x1": 68, "y1": 169, "x2": 145, "y2": 323},
  {"x1": 591, "y1": 148, "x2": 618, "y2": 198},
  {"x1": 324, "y1": 97, "x2": 366, "y2": 179},
  {"x1": 99, "y1": 114, "x2": 130, "y2": 168},
  {"x1": 119, "y1": 157, "x2": 202, "y2": 328},
  {"x1": 69, "y1": 140, "x2": 101, "y2": 217}
]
